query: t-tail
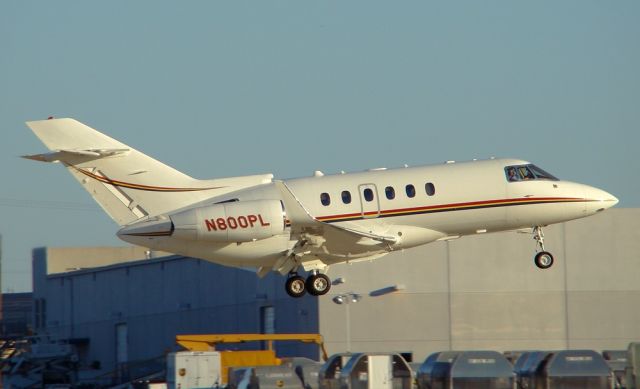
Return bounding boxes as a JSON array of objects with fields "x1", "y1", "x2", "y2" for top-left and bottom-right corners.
[{"x1": 23, "y1": 118, "x2": 273, "y2": 226}]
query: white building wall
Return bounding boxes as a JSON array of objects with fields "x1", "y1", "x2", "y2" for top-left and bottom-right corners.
[{"x1": 320, "y1": 208, "x2": 640, "y2": 361}]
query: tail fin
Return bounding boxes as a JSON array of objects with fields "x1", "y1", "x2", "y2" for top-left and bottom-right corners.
[{"x1": 24, "y1": 118, "x2": 273, "y2": 226}]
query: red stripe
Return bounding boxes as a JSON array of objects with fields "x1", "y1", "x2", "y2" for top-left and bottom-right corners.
[{"x1": 315, "y1": 197, "x2": 588, "y2": 222}]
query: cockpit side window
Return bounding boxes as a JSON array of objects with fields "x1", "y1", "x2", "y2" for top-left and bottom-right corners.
[
  {"x1": 528, "y1": 165, "x2": 558, "y2": 180},
  {"x1": 506, "y1": 166, "x2": 522, "y2": 181},
  {"x1": 505, "y1": 164, "x2": 559, "y2": 182},
  {"x1": 518, "y1": 166, "x2": 535, "y2": 180}
]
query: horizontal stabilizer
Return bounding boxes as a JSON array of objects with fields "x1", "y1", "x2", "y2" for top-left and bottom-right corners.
[{"x1": 22, "y1": 148, "x2": 130, "y2": 163}]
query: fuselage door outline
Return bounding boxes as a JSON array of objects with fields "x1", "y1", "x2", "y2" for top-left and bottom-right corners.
[{"x1": 358, "y1": 183, "x2": 380, "y2": 219}]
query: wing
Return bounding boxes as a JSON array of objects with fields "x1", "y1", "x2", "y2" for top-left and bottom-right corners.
[
  {"x1": 264, "y1": 181, "x2": 396, "y2": 275},
  {"x1": 275, "y1": 180, "x2": 398, "y2": 243}
]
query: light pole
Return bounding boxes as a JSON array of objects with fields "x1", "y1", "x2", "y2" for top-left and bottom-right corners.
[{"x1": 332, "y1": 293, "x2": 362, "y2": 352}]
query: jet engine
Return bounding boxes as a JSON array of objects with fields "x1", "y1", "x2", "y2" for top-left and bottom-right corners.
[{"x1": 171, "y1": 199, "x2": 286, "y2": 242}]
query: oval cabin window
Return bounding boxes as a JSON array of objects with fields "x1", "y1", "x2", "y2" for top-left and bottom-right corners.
[
  {"x1": 341, "y1": 190, "x2": 352, "y2": 204},
  {"x1": 406, "y1": 184, "x2": 416, "y2": 198},
  {"x1": 425, "y1": 182, "x2": 435, "y2": 196},
  {"x1": 385, "y1": 186, "x2": 395, "y2": 200},
  {"x1": 320, "y1": 192, "x2": 331, "y2": 206},
  {"x1": 364, "y1": 188, "x2": 374, "y2": 202}
]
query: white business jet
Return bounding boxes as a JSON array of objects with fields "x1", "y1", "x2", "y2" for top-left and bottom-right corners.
[{"x1": 24, "y1": 118, "x2": 618, "y2": 298}]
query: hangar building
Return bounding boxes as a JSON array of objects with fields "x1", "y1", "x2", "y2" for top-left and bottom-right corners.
[{"x1": 32, "y1": 208, "x2": 640, "y2": 379}]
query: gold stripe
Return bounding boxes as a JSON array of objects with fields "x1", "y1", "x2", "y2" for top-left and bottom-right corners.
[{"x1": 70, "y1": 166, "x2": 226, "y2": 192}]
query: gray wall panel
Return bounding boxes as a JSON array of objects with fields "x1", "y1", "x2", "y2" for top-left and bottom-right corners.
[
  {"x1": 450, "y1": 292, "x2": 567, "y2": 346},
  {"x1": 565, "y1": 211, "x2": 640, "y2": 291},
  {"x1": 566, "y1": 291, "x2": 640, "y2": 346},
  {"x1": 319, "y1": 209, "x2": 640, "y2": 362}
]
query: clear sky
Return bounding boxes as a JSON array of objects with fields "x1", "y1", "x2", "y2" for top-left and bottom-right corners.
[{"x1": 1, "y1": 1, "x2": 638, "y2": 292}]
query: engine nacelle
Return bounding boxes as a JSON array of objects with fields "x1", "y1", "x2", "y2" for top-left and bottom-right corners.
[{"x1": 171, "y1": 199, "x2": 286, "y2": 242}]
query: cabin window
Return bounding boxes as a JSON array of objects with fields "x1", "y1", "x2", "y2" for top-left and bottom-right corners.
[
  {"x1": 363, "y1": 188, "x2": 374, "y2": 202},
  {"x1": 425, "y1": 182, "x2": 435, "y2": 196},
  {"x1": 341, "y1": 190, "x2": 352, "y2": 204},
  {"x1": 320, "y1": 192, "x2": 331, "y2": 206},
  {"x1": 385, "y1": 186, "x2": 395, "y2": 200},
  {"x1": 406, "y1": 184, "x2": 416, "y2": 198}
]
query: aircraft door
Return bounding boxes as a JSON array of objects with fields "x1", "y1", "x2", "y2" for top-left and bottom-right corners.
[{"x1": 358, "y1": 184, "x2": 380, "y2": 218}]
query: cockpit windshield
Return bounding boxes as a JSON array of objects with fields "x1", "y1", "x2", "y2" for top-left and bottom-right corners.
[{"x1": 505, "y1": 164, "x2": 558, "y2": 182}]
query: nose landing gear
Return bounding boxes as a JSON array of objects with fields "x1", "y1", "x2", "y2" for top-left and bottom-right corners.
[
  {"x1": 533, "y1": 226, "x2": 554, "y2": 269},
  {"x1": 285, "y1": 271, "x2": 331, "y2": 298}
]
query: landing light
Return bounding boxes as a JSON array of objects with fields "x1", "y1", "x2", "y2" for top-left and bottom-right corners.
[{"x1": 332, "y1": 293, "x2": 362, "y2": 305}]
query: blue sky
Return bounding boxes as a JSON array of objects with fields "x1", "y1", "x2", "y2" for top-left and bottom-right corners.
[{"x1": 1, "y1": 1, "x2": 638, "y2": 292}]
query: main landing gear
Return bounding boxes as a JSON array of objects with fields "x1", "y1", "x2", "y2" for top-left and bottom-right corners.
[
  {"x1": 532, "y1": 226, "x2": 554, "y2": 269},
  {"x1": 285, "y1": 271, "x2": 331, "y2": 298}
]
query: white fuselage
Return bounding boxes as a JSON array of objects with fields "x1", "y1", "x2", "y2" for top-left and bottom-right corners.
[
  {"x1": 118, "y1": 158, "x2": 617, "y2": 269},
  {"x1": 25, "y1": 118, "x2": 619, "y2": 297}
]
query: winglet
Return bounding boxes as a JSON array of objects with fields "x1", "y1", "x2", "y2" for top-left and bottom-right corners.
[{"x1": 274, "y1": 180, "x2": 318, "y2": 227}]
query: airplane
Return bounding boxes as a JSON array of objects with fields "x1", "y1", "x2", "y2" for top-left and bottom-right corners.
[{"x1": 23, "y1": 118, "x2": 619, "y2": 298}]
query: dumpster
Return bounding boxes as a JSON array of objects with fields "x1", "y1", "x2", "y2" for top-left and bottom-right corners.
[
  {"x1": 505, "y1": 351, "x2": 532, "y2": 365},
  {"x1": 543, "y1": 350, "x2": 613, "y2": 389},
  {"x1": 408, "y1": 363, "x2": 421, "y2": 389},
  {"x1": 627, "y1": 343, "x2": 640, "y2": 389},
  {"x1": 228, "y1": 367, "x2": 257, "y2": 389},
  {"x1": 513, "y1": 351, "x2": 537, "y2": 377},
  {"x1": 515, "y1": 351, "x2": 552, "y2": 389},
  {"x1": 319, "y1": 353, "x2": 353, "y2": 389},
  {"x1": 416, "y1": 351, "x2": 460, "y2": 389},
  {"x1": 228, "y1": 358, "x2": 322, "y2": 389},
  {"x1": 448, "y1": 351, "x2": 514, "y2": 389},
  {"x1": 602, "y1": 350, "x2": 627, "y2": 389},
  {"x1": 291, "y1": 357, "x2": 323, "y2": 389},
  {"x1": 337, "y1": 352, "x2": 412, "y2": 389}
]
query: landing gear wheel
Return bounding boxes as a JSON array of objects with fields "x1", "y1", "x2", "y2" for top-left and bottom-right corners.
[
  {"x1": 306, "y1": 274, "x2": 331, "y2": 296},
  {"x1": 285, "y1": 275, "x2": 306, "y2": 298},
  {"x1": 534, "y1": 251, "x2": 554, "y2": 269}
]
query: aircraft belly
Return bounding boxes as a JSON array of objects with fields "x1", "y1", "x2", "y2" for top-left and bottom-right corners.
[{"x1": 123, "y1": 234, "x2": 290, "y2": 268}]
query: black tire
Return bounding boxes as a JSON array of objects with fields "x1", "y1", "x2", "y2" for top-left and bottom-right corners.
[
  {"x1": 285, "y1": 275, "x2": 306, "y2": 298},
  {"x1": 534, "y1": 251, "x2": 554, "y2": 269},
  {"x1": 306, "y1": 274, "x2": 331, "y2": 296}
]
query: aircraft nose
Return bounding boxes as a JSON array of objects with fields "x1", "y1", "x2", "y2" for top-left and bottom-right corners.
[{"x1": 585, "y1": 186, "x2": 619, "y2": 211}]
